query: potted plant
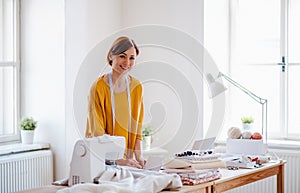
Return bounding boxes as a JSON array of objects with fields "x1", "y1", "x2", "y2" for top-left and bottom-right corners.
[
  {"x1": 19, "y1": 117, "x2": 37, "y2": 144},
  {"x1": 241, "y1": 116, "x2": 254, "y2": 131},
  {"x1": 142, "y1": 126, "x2": 153, "y2": 151}
]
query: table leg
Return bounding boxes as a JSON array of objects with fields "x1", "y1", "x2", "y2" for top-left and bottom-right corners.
[{"x1": 277, "y1": 162, "x2": 285, "y2": 193}]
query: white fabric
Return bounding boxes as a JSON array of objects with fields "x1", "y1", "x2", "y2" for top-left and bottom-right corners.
[{"x1": 58, "y1": 167, "x2": 182, "y2": 193}]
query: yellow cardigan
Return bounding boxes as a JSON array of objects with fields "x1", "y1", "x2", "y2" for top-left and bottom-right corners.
[{"x1": 85, "y1": 75, "x2": 144, "y2": 158}]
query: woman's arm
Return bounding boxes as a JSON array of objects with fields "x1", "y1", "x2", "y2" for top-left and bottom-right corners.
[
  {"x1": 135, "y1": 84, "x2": 146, "y2": 167},
  {"x1": 114, "y1": 139, "x2": 145, "y2": 169},
  {"x1": 134, "y1": 139, "x2": 146, "y2": 168},
  {"x1": 85, "y1": 81, "x2": 106, "y2": 137}
]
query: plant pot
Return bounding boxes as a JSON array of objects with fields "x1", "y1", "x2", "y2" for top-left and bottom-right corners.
[
  {"x1": 21, "y1": 130, "x2": 35, "y2": 144},
  {"x1": 242, "y1": 123, "x2": 253, "y2": 131},
  {"x1": 142, "y1": 136, "x2": 151, "y2": 151}
]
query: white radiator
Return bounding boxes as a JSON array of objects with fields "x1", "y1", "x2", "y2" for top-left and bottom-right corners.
[
  {"x1": 223, "y1": 149, "x2": 300, "y2": 193},
  {"x1": 0, "y1": 150, "x2": 53, "y2": 193}
]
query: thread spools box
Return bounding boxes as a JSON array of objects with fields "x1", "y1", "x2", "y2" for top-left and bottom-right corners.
[{"x1": 226, "y1": 139, "x2": 267, "y2": 155}]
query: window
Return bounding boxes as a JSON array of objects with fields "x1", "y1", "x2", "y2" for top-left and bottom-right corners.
[
  {"x1": 0, "y1": 0, "x2": 19, "y2": 143},
  {"x1": 287, "y1": 0, "x2": 300, "y2": 137},
  {"x1": 204, "y1": 0, "x2": 300, "y2": 140}
]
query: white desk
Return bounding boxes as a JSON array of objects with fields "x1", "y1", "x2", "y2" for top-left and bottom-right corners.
[
  {"x1": 14, "y1": 161, "x2": 286, "y2": 193},
  {"x1": 212, "y1": 160, "x2": 286, "y2": 193},
  {"x1": 162, "y1": 160, "x2": 286, "y2": 193}
]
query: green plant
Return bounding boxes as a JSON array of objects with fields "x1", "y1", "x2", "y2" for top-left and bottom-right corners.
[
  {"x1": 19, "y1": 117, "x2": 37, "y2": 130},
  {"x1": 142, "y1": 126, "x2": 153, "y2": 137},
  {"x1": 241, "y1": 116, "x2": 254, "y2": 124}
]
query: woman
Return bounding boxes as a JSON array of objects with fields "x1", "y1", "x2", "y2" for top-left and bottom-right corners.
[{"x1": 85, "y1": 37, "x2": 145, "y2": 168}]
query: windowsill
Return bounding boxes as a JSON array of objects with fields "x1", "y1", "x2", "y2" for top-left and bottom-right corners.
[
  {"x1": 215, "y1": 139, "x2": 300, "y2": 150},
  {"x1": 0, "y1": 143, "x2": 50, "y2": 156}
]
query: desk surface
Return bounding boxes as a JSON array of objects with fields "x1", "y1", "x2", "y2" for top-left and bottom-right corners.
[
  {"x1": 217, "y1": 160, "x2": 282, "y2": 183},
  {"x1": 14, "y1": 161, "x2": 286, "y2": 193},
  {"x1": 213, "y1": 160, "x2": 286, "y2": 193}
]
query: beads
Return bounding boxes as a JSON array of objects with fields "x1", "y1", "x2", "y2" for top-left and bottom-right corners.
[{"x1": 175, "y1": 150, "x2": 213, "y2": 157}]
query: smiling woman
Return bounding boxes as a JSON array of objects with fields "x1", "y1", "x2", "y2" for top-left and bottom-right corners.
[{"x1": 85, "y1": 36, "x2": 145, "y2": 169}]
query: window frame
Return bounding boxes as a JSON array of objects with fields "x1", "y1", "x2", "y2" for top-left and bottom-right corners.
[
  {"x1": 227, "y1": 0, "x2": 299, "y2": 140},
  {"x1": 285, "y1": 0, "x2": 300, "y2": 139},
  {"x1": 0, "y1": 0, "x2": 20, "y2": 144},
  {"x1": 204, "y1": 0, "x2": 300, "y2": 141}
]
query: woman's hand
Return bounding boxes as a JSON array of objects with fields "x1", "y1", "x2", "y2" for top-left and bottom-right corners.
[
  {"x1": 133, "y1": 139, "x2": 146, "y2": 168},
  {"x1": 136, "y1": 157, "x2": 146, "y2": 169},
  {"x1": 115, "y1": 158, "x2": 143, "y2": 169}
]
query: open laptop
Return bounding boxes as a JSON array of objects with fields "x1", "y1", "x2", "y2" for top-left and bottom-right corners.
[
  {"x1": 145, "y1": 156, "x2": 164, "y2": 171},
  {"x1": 191, "y1": 137, "x2": 216, "y2": 151}
]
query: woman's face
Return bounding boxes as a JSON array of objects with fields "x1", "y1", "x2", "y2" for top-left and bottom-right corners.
[{"x1": 111, "y1": 47, "x2": 136, "y2": 75}]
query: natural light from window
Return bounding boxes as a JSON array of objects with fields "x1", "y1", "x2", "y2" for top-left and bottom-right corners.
[
  {"x1": 204, "y1": 0, "x2": 300, "y2": 140},
  {"x1": 0, "y1": 0, "x2": 19, "y2": 143}
]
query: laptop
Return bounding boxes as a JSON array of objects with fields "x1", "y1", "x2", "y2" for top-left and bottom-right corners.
[
  {"x1": 145, "y1": 156, "x2": 164, "y2": 171},
  {"x1": 191, "y1": 137, "x2": 216, "y2": 151}
]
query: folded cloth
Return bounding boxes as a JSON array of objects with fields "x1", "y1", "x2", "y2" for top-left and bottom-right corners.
[
  {"x1": 57, "y1": 166, "x2": 182, "y2": 193},
  {"x1": 162, "y1": 167, "x2": 222, "y2": 186},
  {"x1": 181, "y1": 172, "x2": 221, "y2": 185},
  {"x1": 164, "y1": 158, "x2": 226, "y2": 170}
]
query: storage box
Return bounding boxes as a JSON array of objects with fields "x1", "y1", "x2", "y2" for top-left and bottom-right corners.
[{"x1": 226, "y1": 139, "x2": 267, "y2": 155}]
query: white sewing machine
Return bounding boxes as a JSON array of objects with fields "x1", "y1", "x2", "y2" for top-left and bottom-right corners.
[{"x1": 68, "y1": 134, "x2": 125, "y2": 186}]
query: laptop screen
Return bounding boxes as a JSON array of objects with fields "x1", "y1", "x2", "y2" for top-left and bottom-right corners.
[{"x1": 191, "y1": 137, "x2": 216, "y2": 151}]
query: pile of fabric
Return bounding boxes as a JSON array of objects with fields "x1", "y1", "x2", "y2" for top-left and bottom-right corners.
[
  {"x1": 179, "y1": 169, "x2": 221, "y2": 185},
  {"x1": 57, "y1": 166, "x2": 182, "y2": 193},
  {"x1": 162, "y1": 158, "x2": 223, "y2": 185}
]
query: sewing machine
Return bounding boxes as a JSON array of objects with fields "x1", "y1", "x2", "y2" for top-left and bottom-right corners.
[{"x1": 68, "y1": 134, "x2": 125, "y2": 186}]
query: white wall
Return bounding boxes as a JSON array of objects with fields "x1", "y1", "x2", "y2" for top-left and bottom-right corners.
[
  {"x1": 21, "y1": 0, "x2": 204, "y2": 180},
  {"x1": 67, "y1": 0, "x2": 204, "y2": 157},
  {"x1": 65, "y1": 0, "x2": 122, "y2": 179},
  {"x1": 121, "y1": 0, "x2": 204, "y2": 153},
  {"x1": 121, "y1": 0, "x2": 204, "y2": 39},
  {"x1": 20, "y1": 0, "x2": 65, "y2": 179}
]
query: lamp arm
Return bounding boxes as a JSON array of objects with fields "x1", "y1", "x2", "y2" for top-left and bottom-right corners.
[
  {"x1": 218, "y1": 72, "x2": 268, "y2": 144},
  {"x1": 219, "y1": 72, "x2": 267, "y2": 104}
]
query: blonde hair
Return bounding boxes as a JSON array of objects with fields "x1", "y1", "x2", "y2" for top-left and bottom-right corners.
[{"x1": 106, "y1": 36, "x2": 140, "y2": 66}]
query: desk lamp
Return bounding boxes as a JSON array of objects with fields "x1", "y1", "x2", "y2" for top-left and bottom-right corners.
[{"x1": 206, "y1": 72, "x2": 268, "y2": 143}]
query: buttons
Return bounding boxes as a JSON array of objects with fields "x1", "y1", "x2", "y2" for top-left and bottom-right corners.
[
  {"x1": 175, "y1": 150, "x2": 213, "y2": 157},
  {"x1": 227, "y1": 166, "x2": 239, "y2": 170}
]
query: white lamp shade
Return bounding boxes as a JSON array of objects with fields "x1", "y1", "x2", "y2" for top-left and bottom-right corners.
[{"x1": 206, "y1": 74, "x2": 227, "y2": 98}]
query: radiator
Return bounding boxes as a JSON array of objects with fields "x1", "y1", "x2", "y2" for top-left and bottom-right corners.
[
  {"x1": 0, "y1": 150, "x2": 53, "y2": 193},
  {"x1": 223, "y1": 149, "x2": 300, "y2": 193}
]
